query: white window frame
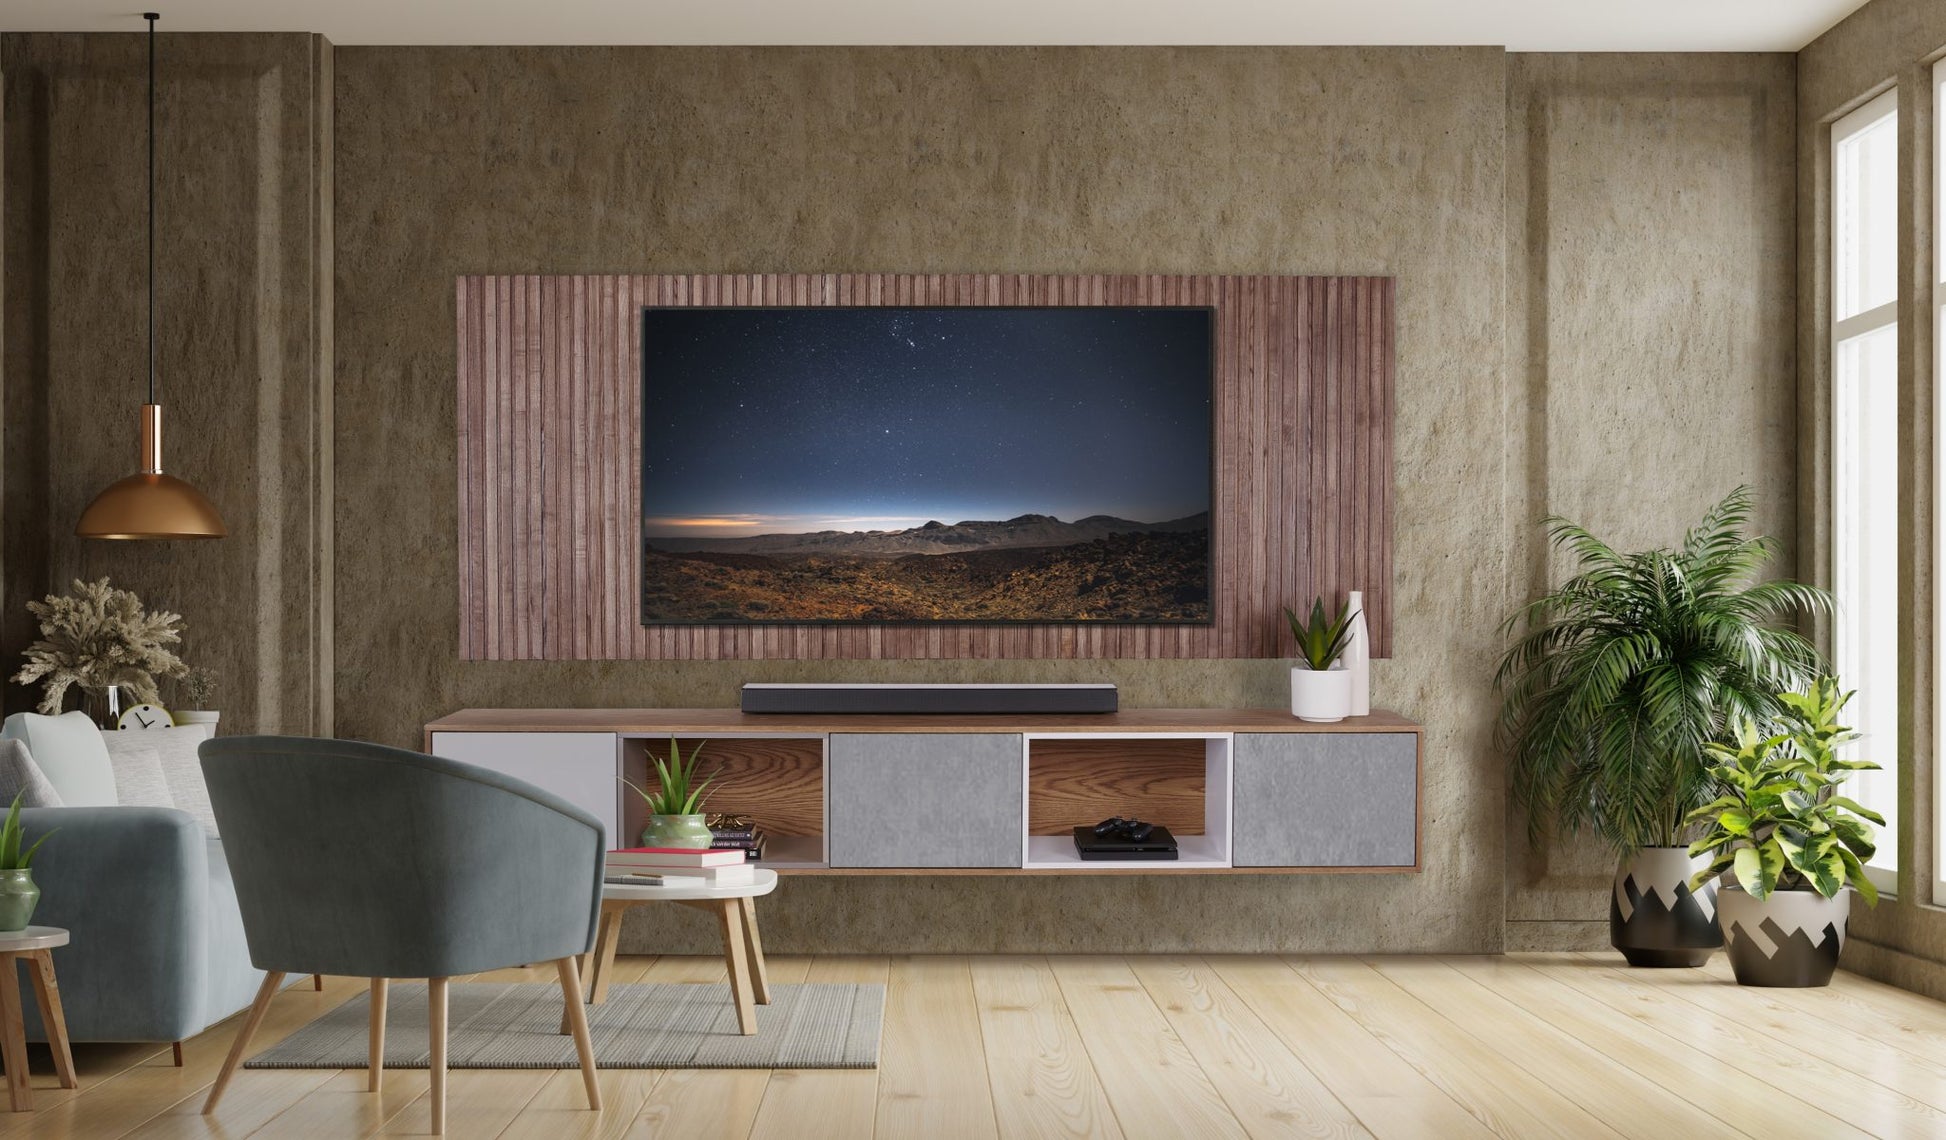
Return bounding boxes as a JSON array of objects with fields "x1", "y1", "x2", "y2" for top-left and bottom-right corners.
[
  {"x1": 1935, "y1": 59, "x2": 1946, "y2": 906},
  {"x1": 1832, "y1": 87, "x2": 1900, "y2": 898}
]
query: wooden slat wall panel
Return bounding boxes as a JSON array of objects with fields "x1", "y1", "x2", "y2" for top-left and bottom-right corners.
[{"x1": 455, "y1": 273, "x2": 1395, "y2": 661}]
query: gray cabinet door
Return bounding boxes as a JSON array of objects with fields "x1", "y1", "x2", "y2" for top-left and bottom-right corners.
[
  {"x1": 827, "y1": 733, "x2": 1023, "y2": 868},
  {"x1": 1233, "y1": 733, "x2": 1418, "y2": 867}
]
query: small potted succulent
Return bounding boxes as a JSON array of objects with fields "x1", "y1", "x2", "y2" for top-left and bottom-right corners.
[
  {"x1": 0, "y1": 791, "x2": 54, "y2": 931},
  {"x1": 173, "y1": 666, "x2": 221, "y2": 738},
  {"x1": 622, "y1": 737, "x2": 717, "y2": 849},
  {"x1": 1686, "y1": 678, "x2": 1881, "y2": 988},
  {"x1": 1285, "y1": 597, "x2": 1360, "y2": 722}
]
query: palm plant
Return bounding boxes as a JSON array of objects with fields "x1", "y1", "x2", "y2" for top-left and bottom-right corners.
[
  {"x1": 0, "y1": 791, "x2": 53, "y2": 872},
  {"x1": 1496, "y1": 487, "x2": 1830, "y2": 852}
]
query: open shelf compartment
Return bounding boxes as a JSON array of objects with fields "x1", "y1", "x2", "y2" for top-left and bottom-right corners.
[
  {"x1": 619, "y1": 733, "x2": 828, "y2": 869},
  {"x1": 1021, "y1": 733, "x2": 1233, "y2": 870}
]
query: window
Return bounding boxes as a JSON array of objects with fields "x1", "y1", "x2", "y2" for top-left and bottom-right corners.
[
  {"x1": 1832, "y1": 88, "x2": 1899, "y2": 894},
  {"x1": 1936, "y1": 59, "x2": 1946, "y2": 905}
]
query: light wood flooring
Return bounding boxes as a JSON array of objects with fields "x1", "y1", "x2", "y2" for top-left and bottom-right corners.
[{"x1": 7, "y1": 951, "x2": 1946, "y2": 1138}]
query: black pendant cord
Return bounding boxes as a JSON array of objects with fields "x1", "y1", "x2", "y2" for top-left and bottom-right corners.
[{"x1": 146, "y1": 12, "x2": 158, "y2": 407}]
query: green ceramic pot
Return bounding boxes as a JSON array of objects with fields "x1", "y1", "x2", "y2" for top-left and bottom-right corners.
[
  {"x1": 640, "y1": 814, "x2": 714, "y2": 850},
  {"x1": 0, "y1": 869, "x2": 40, "y2": 932}
]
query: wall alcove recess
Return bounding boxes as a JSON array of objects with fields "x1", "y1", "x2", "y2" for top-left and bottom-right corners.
[{"x1": 456, "y1": 273, "x2": 1394, "y2": 661}]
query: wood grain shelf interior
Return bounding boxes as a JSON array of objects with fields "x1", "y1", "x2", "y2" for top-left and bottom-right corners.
[
  {"x1": 1026, "y1": 739, "x2": 1208, "y2": 836},
  {"x1": 619, "y1": 736, "x2": 824, "y2": 846}
]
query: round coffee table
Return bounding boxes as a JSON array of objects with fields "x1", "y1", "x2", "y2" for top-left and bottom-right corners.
[
  {"x1": 0, "y1": 927, "x2": 76, "y2": 1111},
  {"x1": 579, "y1": 870, "x2": 778, "y2": 1035}
]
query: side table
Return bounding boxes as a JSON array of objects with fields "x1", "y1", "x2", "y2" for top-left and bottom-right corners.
[
  {"x1": 0, "y1": 927, "x2": 75, "y2": 1111},
  {"x1": 581, "y1": 870, "x2": 778, "y2": 1035}
]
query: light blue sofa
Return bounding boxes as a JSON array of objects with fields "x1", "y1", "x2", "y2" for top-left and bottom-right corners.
[
  {"x1": 3, "y1": 713, "x2": 275, "y2": 1046},
  {"x1": 18, "y1": 806, "x2": 267, "y2": 1044}
]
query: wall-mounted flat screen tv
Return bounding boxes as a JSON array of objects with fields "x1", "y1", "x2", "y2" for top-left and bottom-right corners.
[{"x1": 641, "y1": 306, "x2": 1212, "y2": 625}]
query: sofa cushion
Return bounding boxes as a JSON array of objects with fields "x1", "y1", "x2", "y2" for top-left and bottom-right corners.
[
  {"x1": 0, "y1": 712, "x2": 115, "y2": 806},
  {"x1": 0, "y1": 740, "x2": 63, "y2": 809},
  {"x1": 100, "y1": 736, "x2": 175, "y2": 811},
  {"x1": 109, "y1": 728, "x2": 218, "y2": 837}
]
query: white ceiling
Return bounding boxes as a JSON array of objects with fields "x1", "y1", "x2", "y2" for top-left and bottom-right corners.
[{"x1": 0, "y1": 0, "x2": 1873, "y2": 52}]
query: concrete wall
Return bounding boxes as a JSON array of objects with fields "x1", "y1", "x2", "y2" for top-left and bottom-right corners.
[
  {"x1": 3, "y1": 41, "x2": 1798, "y2": 954},
  {"x1": 1, "y1": 32, "x2": 334, "y2": 738},
  {"x1": 1798, "y1": 0, "x2": 1946, "y2": 999}
]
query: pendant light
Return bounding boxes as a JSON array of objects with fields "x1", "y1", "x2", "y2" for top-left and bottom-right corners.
[{"x1": 76, "y1": 12, "x2": 227, "y2": 540}]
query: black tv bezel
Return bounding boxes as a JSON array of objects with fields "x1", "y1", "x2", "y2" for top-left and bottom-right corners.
[{"x1": 638, "y1": 303, "x2": 1217, "y2": 628}]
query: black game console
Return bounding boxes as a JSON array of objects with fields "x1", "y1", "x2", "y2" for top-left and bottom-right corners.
[{"x1": 1072, "y1": 817, "x2": 1179, "y2": 860}]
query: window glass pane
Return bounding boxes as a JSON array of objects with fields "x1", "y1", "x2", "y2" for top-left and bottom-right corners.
[
  {"x1": 1835, "y1": 104, "x2": 1897, "y2": 320},
  {"x1": 1834, "y1": 322, "x2": 1899, "y2": 876}
]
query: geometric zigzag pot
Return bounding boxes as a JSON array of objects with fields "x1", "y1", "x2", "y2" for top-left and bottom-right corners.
[
  {"x1": 1719, "y1": 886, "x2": 1850, "y2": 988},
  {"x1": 1610, "y1": 846, "x2": 1722, "y2": 967}
]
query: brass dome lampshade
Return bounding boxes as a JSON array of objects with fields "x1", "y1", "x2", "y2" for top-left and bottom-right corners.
[{"x1": 76, "y1": 12, "x2": 226, "y2": 541}]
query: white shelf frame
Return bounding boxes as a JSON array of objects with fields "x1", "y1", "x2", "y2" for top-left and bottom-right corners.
[{"x1": 1019, "y1": 732, "x2": 1234, "y2": 870}]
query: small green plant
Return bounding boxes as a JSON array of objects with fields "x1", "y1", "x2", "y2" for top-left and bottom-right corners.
[
  {"x1": 1284, "y1": 597, "x2": 1360, "y2": 671},
  {"x1": 622, "y1": 737, "x2": 717, "y2": 816},
  {"x1": 179, "y1": 666, "x2": 219, "y2": 709},
  {"x1": 0, "y1": 791, "x2": 52, "y2": 871},
  {"x1": 1685, "y1": 678, "x2": 1883, "y2": 905}
]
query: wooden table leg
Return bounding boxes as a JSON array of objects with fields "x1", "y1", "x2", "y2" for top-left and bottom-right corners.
[
  {"x1": 27, "y1": 952, "x2": 75, "y2": 1090},
  {"x1": 738, "y1": 896, "x2": 770, "y2": 1005},
  {"x1": 588, "y1": 903, "x2": 623, "y2": 1005},
  {"x1": 0, "y1": 953, "x2": 31, "y2": 1111},
  {"x1": 716, "y1": 901, "x2": 757, "y2": 1035}
]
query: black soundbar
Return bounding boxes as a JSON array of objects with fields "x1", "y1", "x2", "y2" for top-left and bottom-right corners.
[{"x1": 740, "y1": 683, "x2": 1118, "y2": 715}]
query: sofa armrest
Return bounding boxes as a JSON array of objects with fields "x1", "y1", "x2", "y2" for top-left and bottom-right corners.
[{"x1": 19, "y1": 807, "x2": 210, "y2": 1042}]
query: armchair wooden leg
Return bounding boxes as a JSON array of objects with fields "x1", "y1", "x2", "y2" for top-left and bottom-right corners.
[
  {"x1": 203, "y1": 971, "x2": 285, "y2": 1115},
  {"x1": 428, "y1": 977, "x2": 448, "y2": 1135},
  {"x1": 368, "y1": 978, "x2": 389, "y2": 1092},
  {"x1": 555, "y1": 958, "x2": 602, "y2": 1111}
]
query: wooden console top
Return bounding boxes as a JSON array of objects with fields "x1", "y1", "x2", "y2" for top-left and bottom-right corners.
[{"x1": 426, "y1": 707, "x2": 1421, "y2": 736}]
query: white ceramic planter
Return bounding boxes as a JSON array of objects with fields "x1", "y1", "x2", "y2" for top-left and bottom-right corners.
[
  {"x1": 1290, "y1": 667, "x2": 1352, "y2": 722},
  {"x1": 173, "y1": 710, "x2": 220, "y2": 741}
]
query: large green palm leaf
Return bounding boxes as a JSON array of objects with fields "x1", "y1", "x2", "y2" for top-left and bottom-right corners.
[{"x1": 1496, "y1": 486, "x2": 1831, "y2": 852}]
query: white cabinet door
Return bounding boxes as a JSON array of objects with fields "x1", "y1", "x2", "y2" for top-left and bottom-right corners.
[{"x1": 430, "y1": 731, "x2": 620, "y2": 847}]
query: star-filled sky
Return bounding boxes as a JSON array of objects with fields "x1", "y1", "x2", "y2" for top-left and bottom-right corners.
[{"x1": 642, "y1": 307, "x2": 1212, "y2": 538}]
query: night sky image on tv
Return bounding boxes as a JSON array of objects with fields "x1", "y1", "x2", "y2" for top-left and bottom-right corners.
[{"x1": 641, "y1": 306, "x2": 1212, "y2": 625}]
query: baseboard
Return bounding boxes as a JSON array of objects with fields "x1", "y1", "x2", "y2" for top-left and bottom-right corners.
[
  {"x1": 1840, "y1": 937, "x2": 1946, "y2": 1003},
  {"x1": 1503, "y1": 919, "x2": 1607, "y2": 953}
]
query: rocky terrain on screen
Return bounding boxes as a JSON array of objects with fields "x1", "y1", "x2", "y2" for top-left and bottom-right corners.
[{"x1": 642, "y1": 514, "x2": 1209, "y2": 622}]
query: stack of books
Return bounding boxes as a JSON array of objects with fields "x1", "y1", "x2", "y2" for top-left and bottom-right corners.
[
  {"x1": 708, "y1": 816, "x2": 768, "y2": 861},
  {"x1": 606, "y1": 846, "x2": 755, "y2": 885}
]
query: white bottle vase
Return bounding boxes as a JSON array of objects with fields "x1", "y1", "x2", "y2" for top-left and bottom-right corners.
[{"x1": 1345, "y1": 591, "x2": 1371, "y2": 717}]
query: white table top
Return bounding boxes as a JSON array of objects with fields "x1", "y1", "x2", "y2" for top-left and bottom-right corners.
[
  {"x1": 603, "y1": 869, "x2": 778, "y2": 902},
  {"x1": 0, "y1": 926, "x2": 68, "y2": 951}
]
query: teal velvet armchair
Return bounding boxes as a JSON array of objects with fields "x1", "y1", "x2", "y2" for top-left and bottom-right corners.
[{"x1": 197, "y1": 736, "x2": 607, "y2": 1133}]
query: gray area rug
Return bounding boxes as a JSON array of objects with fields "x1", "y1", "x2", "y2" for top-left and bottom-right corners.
[{"x1": 245, "y1": 982, "x2": 882, "y2": 1070}]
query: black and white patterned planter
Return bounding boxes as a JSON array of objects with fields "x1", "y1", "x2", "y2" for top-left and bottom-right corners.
[
  {"x1": 1719, "y1": 886, "x2": 1850, "y2": 988},
  {"x1": 1610, "y1": 846, "x2": 1722, "y2": 967}
]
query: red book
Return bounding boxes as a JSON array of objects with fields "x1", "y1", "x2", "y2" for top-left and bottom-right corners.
[{"x1": 608, "y1": 846, "x2": 747, "y2": 867}]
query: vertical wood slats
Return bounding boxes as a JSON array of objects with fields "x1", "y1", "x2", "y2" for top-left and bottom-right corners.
[{"x1": 456, "y1": 274, "x2": 1394, "y2": 662}]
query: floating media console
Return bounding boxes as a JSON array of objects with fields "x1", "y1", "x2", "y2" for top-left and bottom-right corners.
[
  {"x1": 740, "y1": 683, "x2": 1119, "y2": 715},
  {"x1": 425, "y1": 708, "x2": 1422, "y2": 874}
]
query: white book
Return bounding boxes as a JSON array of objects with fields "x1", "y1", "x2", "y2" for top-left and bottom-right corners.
[{"x1": 604, "y1": 861, "x2": 756, "y2": 885}]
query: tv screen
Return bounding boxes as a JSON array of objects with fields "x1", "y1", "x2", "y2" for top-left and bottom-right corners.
[{"x1": 641, "y1": 306, "x2": 1212, "y2": 625}]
